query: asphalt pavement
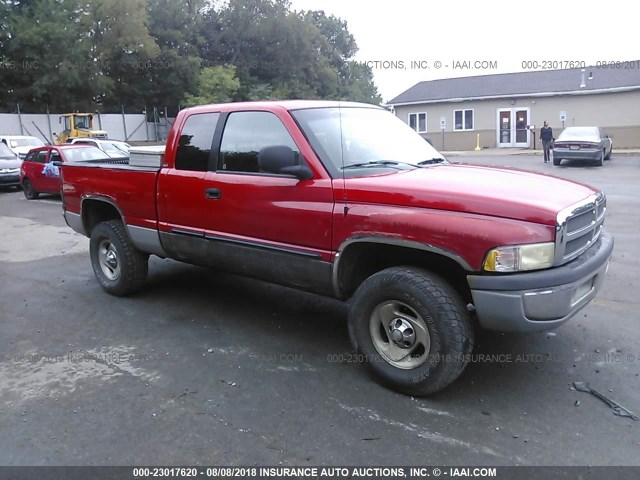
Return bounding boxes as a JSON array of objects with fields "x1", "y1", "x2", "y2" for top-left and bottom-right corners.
[{"x1": 0, "y1": 154, "x2": 639, "y2": 466}]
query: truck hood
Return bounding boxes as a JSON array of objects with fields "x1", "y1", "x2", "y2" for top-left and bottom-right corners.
[
  {"x1": 344, "y1": 163, "x2": 598, "y2": 225},
  {"x1": 12, "y1": 146, "x2": 35, "y2": 156}
]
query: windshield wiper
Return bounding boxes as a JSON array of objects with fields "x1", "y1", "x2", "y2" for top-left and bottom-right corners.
[
  {"x1": 342, "y1": 160, "x2": 421, "y2": 170},
  {"x1": 417, "y1": 157, "x2": 446, "y2": 165}
]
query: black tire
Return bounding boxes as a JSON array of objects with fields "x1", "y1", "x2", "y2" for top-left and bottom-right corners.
[
  {"x1": 596, "y1": 150, "x2": 604, "y2": 167},
  {"x1": 22, "y1": 179, "x2": 39, "y2": 199},
  {"x1": 348, "y1": 266, "x2": 474, "y2": 396},
  {"x1": 604, "y1": 147, "x2": 611, "y2": 160},
  {"x1": 553, "y1": 157, "x2": 561, "y2": 166},
  {"x1": 89, "y1": 220, "x2": 148, "y2": 296}
]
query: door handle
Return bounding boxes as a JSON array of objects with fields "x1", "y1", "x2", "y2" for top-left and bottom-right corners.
[{"x1": 205, "y1": 188, "x2": 222, "y2": 200}]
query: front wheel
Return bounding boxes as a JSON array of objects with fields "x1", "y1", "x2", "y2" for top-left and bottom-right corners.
[
  {"x1": 348, "y1": 266, "x2": 474, "y2": 396},
  {"x1": 22, "y1": 179, "x2": 39, "y2": 199},
  {"x1": 89, "y1": 220, "x2": 148, "y2": 296}
]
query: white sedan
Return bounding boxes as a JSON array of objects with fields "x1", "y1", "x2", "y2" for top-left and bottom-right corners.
[{"x1": 552, "y1": 127, "x2": 613, "y2": 167}]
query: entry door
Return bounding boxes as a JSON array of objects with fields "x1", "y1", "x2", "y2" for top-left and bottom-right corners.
[{"x1": 497, "y1": 108, "x2": 529, "y2": 147}]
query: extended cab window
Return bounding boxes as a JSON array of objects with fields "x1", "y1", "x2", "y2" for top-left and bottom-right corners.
[
  {"x1": 219, "y1": 111, "x2": 299, "y2": 173},
  {"x1": 175, "y1": 113, "x2": 220, "y2": 171}
]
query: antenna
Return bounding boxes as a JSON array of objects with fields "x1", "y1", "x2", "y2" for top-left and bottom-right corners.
[
  {"x1": 336, "y1": 69, "x2": 348, "y2": 216},
  {"x1": 338, "y1": 100, "x2": 348, "y2": 216}
]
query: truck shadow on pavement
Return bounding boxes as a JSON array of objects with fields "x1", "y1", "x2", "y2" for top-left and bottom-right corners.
[{"x1": 135, "y1": 257, "x2": 578, "y2": 402}]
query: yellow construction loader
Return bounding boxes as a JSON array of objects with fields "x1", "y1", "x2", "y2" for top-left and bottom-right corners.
[{"x1": 54, "y1": 113, "x2": 108, "y2": 144}]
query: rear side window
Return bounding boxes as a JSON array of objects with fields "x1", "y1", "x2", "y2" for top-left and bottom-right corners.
[
  {"x1": 175, "y1": 113, "x2": 220, "y2": 171},
  {"x1": 219, "y1": 111, "x2": 299, "y2": 173}
]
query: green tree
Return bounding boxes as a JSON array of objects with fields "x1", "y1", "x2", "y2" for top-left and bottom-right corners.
[
  {"x1": 0, "y1": 0, "x2": 381, "y2": 112},
  {"x1": 337, "y1": 61, "x2": 382, "y2": 104},
  {"x1": 182, "y1": 65, "x2": 240, "y2": 106},
  {"x1": 145, "y1": 0, "x2": 205, "y2": 110},
  {"x1": 82, "y1": 0, "x2": 160, "y2": 109},
  {"x1": 197, "y1": 0, "x2": 381, "y2": 104},
  {"x1": 0, "y1": 0, "x2": 108, "y2": 111}
]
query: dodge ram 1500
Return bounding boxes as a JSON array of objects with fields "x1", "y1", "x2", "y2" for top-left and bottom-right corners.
[{"x1": 60, "y1": 101, "x2": 613, "y2": 395}]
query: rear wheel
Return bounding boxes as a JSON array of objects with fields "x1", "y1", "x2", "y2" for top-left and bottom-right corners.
[
  {"x1": 348, "y1": 266, "x2": 474, "y2": 396},
  {"x1": 89, "y1": 220, "x2": 148, "y2": 296},
  {"x1": 22, "y1": 179, "x2": 39, "y2": 199},
  {"x1": 596, "y1": 150, "x2": 604, "y2": 167},
  {"x1": 553, "y1": 157, "x2": 561, "y2": 166},
  {"x1": 604, "y1": 148, "x2": 611, "y2": 160}
]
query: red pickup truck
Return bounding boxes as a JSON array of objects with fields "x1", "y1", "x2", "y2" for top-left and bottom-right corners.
[{"x1": 60, "y1": 101, "x2": 613, "y2": 395}]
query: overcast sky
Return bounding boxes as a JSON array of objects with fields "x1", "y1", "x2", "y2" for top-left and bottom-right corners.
[{"x1": 289, "y1": 0, "x2": 638, "y2": 102}]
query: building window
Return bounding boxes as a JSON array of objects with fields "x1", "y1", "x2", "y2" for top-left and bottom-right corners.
[
  {"x1": 454, "y1": 109, "x2": 474, "y2": 131},
  {"x1": 408, "y1": 112, "x2": 427, "y2": 133}
]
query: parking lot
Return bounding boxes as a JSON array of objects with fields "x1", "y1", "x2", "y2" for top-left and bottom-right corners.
[{"x1": 1, "y1": 153, "x2": 639, "y2": 466}]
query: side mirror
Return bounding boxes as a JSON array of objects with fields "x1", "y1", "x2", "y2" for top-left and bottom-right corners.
[
  {"x1": 258, "y1": 145, "x2": 312, "y2": 180},
  {"x1": 52, "y1": 160, "x2": 63, "y2": 167}
]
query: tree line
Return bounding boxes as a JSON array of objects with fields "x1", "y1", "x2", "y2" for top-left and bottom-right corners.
[{"x1": 0, "y1": 0, "x2": 382, "y2": 114}]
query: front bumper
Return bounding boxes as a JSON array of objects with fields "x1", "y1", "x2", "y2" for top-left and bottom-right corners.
[
  {"x1": 467, "y1": 230, "x2": 613, "y2": 332},
  {"x1": 553, "y1": 147, "x2": 602, "y2": 161},
  {"x1": 0, "y1": 172, "x2": 20, "y2": 186}
]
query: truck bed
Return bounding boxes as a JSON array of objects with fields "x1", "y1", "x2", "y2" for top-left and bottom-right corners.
[{"x1": 61, "y1": 160, "x2": 161, "y2": 230}]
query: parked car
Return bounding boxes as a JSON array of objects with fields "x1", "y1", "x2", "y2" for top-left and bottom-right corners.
[
  {"x1": 58, "y1": 100, "x2": 613, "y2": 396},
  {"x1": 67, "y1": 138, "x2": 130, "y2": 157},
  {"x1": 552, "y1": 127, "x2": 613, "y2": 166},
  {"x1": 0, "y1": 141, "x2": 22, "y2": 188},
  {"x1": 0, "y1": 135, "x2": 46, "y2": 159},
  {"x1": 20, "y1": 145, "x2": 110, "y2": 199}
]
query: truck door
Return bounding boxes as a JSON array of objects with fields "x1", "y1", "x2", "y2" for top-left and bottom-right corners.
[
  {"x1": 200, "y1": 110, "x2": 334, "y2": 293},
  {"x1": 157, "y1": 112, "x2": 221, "y2": 237}
]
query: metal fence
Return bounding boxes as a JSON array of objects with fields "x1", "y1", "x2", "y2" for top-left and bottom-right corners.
[{"x1": 0, "y1": 107, "x2": 174, "y2": 144}]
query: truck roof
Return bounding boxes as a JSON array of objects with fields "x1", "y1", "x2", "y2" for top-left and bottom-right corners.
[
  {"x1": 0, "y1": 134, "x2": 42, "y2": 140},
  {"x1": 183, "y1": 100, "x2": 383, "y2": 115}
]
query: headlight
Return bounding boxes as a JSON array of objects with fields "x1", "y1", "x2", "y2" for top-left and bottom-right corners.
[{"x1": 483, "y1": 242, "x2": 555, "y2": 272}]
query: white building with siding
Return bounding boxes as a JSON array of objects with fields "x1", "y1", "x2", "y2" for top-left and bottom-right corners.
[{"x1": 387, "y1": 65, "x2": 640, "y2": 150}]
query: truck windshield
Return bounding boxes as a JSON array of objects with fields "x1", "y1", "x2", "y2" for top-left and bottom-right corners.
[
  {"x1": 10, "y1": 138, "x2": 44, "y2": 148},
  {"x1": 63, "y1": 147, "x2": 110, "y2": 162},
  {"x1": 291, "y1": 107, "x2": 446, "y2": 176},
  {"x1": 0, "y1": 142, "x2": 17, "y2": 158}
]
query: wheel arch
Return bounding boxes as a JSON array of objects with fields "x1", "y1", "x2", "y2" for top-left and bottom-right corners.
[
  {"x1": 333, "y1": 237, "x2": 473, "y2": 301},
  {"x1": 81, "y1": 196, "x2": 124, "y2": 236}
]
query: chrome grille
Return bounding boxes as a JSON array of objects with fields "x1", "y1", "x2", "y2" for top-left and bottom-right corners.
[{"x1": 555, "y1": 192, "x2": 606, "y2": 265}]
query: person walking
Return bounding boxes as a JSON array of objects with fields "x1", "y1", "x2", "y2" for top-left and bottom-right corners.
[{"x1": 540, "y1": 121, "x2": 553, "y2": 163}]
